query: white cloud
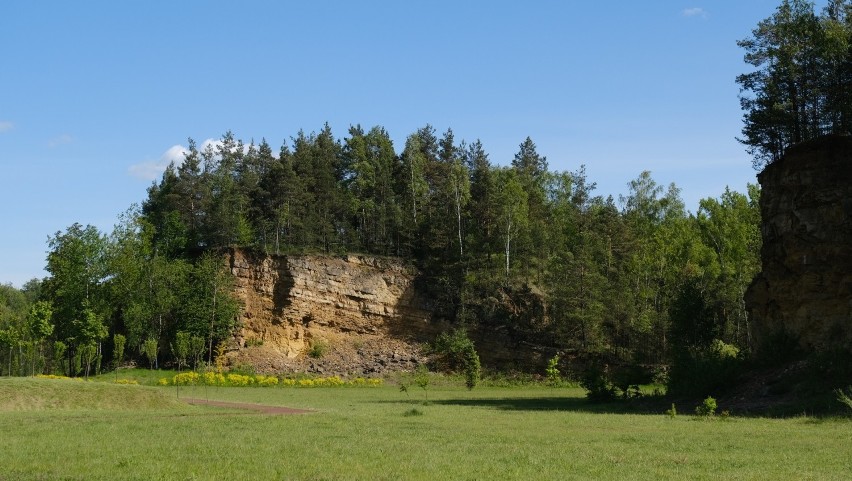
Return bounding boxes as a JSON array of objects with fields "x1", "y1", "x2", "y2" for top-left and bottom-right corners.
[
  {"x1": 128, "y1": 144, "x2": 190, "y2": 181},
  {"x1": 0, "y1": 121, "x2": 13, "y2": 133},
  {"x1": 48, "y1": 134, "x2": 74, "y2": 147},
  {"x1": 682, "y1": 7, "x2": 707, "y2": 18}
]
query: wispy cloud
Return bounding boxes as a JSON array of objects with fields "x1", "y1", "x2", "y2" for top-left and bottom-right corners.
[
  {"x1": 48, "y1": 134, "x2": 74, "y2": 147},
  {"x1": 128, "y1": 144, "x2": 190, "y2": 181},
  {"x1": 682, "y1": 7, "x2": 707, "y2": 18},
  {"x1": 0, "y1": 121, "x2": 13, "y2": 133}
]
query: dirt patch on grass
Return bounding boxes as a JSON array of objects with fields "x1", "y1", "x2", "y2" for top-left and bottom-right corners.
[{"x1": 183, "y1": 398, "x2": 313, "y2": 415}]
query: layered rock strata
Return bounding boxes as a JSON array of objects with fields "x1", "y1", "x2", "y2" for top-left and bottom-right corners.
[{"x1": 225, "y1": 250, "x2": 440, "y2": 374}]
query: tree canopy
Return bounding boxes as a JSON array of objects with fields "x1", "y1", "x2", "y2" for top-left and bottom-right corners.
[{"x1": 738, "y1": 0, "x2": 852, "y2": 168}]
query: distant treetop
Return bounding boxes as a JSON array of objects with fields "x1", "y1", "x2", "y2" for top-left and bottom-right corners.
[{"x1": 737, "y1": 0, "x2": 852, "y2": 169}]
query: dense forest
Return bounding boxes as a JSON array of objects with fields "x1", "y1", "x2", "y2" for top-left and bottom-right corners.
[
  {"x1": 0, "y1": 124, "x2": 761, "y2": 395},
  {"x1": 3, "y1": 0, "x2": 851, "y2": 398}
]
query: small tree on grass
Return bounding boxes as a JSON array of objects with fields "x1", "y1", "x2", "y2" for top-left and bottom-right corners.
[
  {"x1": 112, "y1": 334, "x2": 125, "y2": 380},
  {"x1": 415, "y1": 365, "x2": 430, "y2": 403},
  {"x1": 545, "y1": 355, "x2": 561, "y2": 386},
  {"x1": 189, "y1": 335, "x2": 205, "y2": 370},
  {"x1": 695, "y1": 396, "x2": 717, "y2": 417},
  {"x1": 432, "y1": 328, "x2": 481, "y2": 390},
  {"x1": 141, "y1": 338, "x2": 158, "y2": 370},
  {"x1": 172, "y1": 331, "x2": 190, "y2": 373},
  {"x1": 79, "y1": 343, "x2": 98, "y2": 379}
]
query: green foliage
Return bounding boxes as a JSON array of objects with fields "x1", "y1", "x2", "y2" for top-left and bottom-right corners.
[
  {"x1": 77, "y1": 343, "x2": 98, "y2": 379},
  {"x1": 28, "y1": 123, "x2": 768, "y2": 396},
  {"x1": 27, "y1": 301, "x2": 53, "y2": 340},
  {"x1": 665, "y1": 403, "x2": 677, "y2": 418},
  {"x1": 737, "y1": 0, "x2": 852, "y2": 167},
  {"x1": 695, "y1": 396, "x2": 718, "y2": 417},
  {"x1": 188, "y1": 335, "x2": 206, "y2": 370},
  {"x1": 414, "y1": 365, "x2": 430, "y2": 402},
  {"x1": 141, "y1": 338, "x2": 158, "y2": 370},
  {"x1": 172, "y1": 331, "x2": 190, "y2": 372},
  {"x1": 835, "y1": 386, "x2": 852, "y2": 413},
  {"x1": 545, "y1": 355, "x2": 561, "y2": 386},
  {"x1": 307, "y1": 339, "x2": 328, "y2": 359},
  {"x1": 431, "y1": 329, "x2": 480, "y2": 390},
  {"x1": 580, "y1": 365, "x2": 618, "y2": 402}
]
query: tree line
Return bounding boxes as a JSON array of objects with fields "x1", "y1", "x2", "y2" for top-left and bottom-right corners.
[{"x1": 0, "y1": 123, "x2": 760, "y2": 395}]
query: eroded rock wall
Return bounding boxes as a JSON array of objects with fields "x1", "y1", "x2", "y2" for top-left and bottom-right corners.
[
  {"x1": 226, "y1": 250, "x2": 442, "y2": 374},
  {"x1": 746, "y1": 135, "x2": 852, "y2": 353}
]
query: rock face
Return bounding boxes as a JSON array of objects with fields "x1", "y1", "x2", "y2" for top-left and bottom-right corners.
[
  {"x1": 225, "y1": 249, "x2": 444, "y2": 374},
  {"x1": 746, "y1": 135, "x2": 852, "y2": 353}
]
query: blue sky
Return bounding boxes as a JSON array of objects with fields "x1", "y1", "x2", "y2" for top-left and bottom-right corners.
[{"x1": 0, "y1": 1, "x2": 821, "y2": 287}]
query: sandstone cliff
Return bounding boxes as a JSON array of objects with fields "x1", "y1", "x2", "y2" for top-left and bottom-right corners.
[
  {"x1": 224, "y1": 250, "x2": 445, "y2": 374},
  {"x1": 746, "y1": 135, "x2": 852, "y2": 353}
]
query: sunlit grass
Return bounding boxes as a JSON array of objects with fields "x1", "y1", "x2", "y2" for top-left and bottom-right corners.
[{"x1": 0, "y1": 379, "x2": 850, "y2": 480}]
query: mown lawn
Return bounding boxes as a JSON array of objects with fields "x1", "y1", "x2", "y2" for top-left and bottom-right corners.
[{"x1": 0, "y1": 377, "x2": 850, "y2": 480}]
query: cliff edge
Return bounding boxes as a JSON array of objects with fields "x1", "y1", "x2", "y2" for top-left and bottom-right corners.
[
  {"x1": 746, "y1": 135, "x2": 852, "y2": 354},
  {"x1": 224, "y1": 249, "x2": 444, "y2": 374}
]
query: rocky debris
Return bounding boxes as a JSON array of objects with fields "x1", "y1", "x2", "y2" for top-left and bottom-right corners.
[
  {"x1": 746, "y1": 135, "x2": 852, "y2": 353},
  {"x1": 225, "y1": 336, "x2": 429, "y2": 377}
]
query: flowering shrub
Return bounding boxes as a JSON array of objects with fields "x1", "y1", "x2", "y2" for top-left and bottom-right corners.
[
  {"x1": 35, "y1": 374, "x2": 84, "y2": 381},
  {"x1": 114, "y1": 379, "x2": 139, "y2": 385},
  {"x1": 226, "y1": 374, "x2": 253, "y2": 386},
  {"x1": 255, "y1": 375, "x2": 279, "y2": 386},
  {"x1": 202, "y1": 372, "x2": 226, "y2": 386},
  {"x1": 156, "y1": 372, "x2": 383, "y2": 388},
  {"x1": 173, "y1": 372, "x2": 200, "y2": 386}
]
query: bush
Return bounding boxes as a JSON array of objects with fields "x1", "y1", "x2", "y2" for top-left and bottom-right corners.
[
  {"x1": 307, "y1": 339, "x2": 328, "y2": 359},
  {"x1": 695, "y1": 396, "x2": 717, "y2": 417},
  {"x1": 545, "y1": 355, "x2": 561, "y2": 386},
  {"x1": 580, "y1": 365, "x2": 618, "y2": 402},
  {"x1": 432, "y1": 328, "x2": 481, "y2": 390},
  {"x1": 665, "y1": 403, "x2": 677, "y2": 418},
  {"x1": 836, "y1": 386, "x2": 852, "y2": 413}
]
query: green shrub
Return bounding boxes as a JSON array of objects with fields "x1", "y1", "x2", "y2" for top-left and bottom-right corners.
[
  {"x1": 665, "y1": 403, "x2": 677, "y2": 418},
  {"x1": 695, "y1": 396, "x2": 717, "y2": 417},
  {"x1": 545, "y1": 355, "x2": 561, "y2": 386},
  {"x1": 835, "y1": 386, "x2": 852, "y2": 413},
  {"x1": 580, "y1": 365, "x2": 617, "y2": 402},
  {"x1": 307, "y1": 339, "x2": 328, "y2": 359},
  {"x1": 141, "y1": 338, "x2": 158, "y2": 370},
  {"x1": 432, "y1": 328, "x2": 480, "y2": 390}
]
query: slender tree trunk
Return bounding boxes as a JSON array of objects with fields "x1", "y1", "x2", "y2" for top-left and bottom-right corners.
[
  {"x1": 208, "y1": 283, "x2": 217, "y2": 365},
  {"x1": 504, "y1": 217, "x2": 512, "y2": 282},
  {"x1": 455, "y1": 182, "x2": 464, "y2": 257}
]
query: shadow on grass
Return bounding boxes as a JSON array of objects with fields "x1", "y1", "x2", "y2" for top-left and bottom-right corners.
[{"x1": 378, "y1": 396, "x2": 667, "y2": 415}]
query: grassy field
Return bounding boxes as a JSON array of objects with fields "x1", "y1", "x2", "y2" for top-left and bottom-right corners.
[{"x1": 0, "y1": 376, "x2": 850, "y2": 481}]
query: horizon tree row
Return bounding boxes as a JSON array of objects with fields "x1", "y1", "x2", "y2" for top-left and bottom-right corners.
[{"x1": 2, "y1": 124, "x2": 760, "y2": 390}]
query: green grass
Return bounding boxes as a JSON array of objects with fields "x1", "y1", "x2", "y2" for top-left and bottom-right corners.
[
  {"x1": 0, "y1": 378, "x2": 850, "y2": 480},
  {"x1": 0, "y1": 377, "x2": 187, "y2": 412}
]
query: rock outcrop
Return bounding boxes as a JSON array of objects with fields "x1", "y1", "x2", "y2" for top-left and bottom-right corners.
[
  {"x1": 224, "y1": 250, "x2": 444, "y2": 374},
  {"x1": 746, "y1": 135, "x2": 852, "y2": 353}
]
